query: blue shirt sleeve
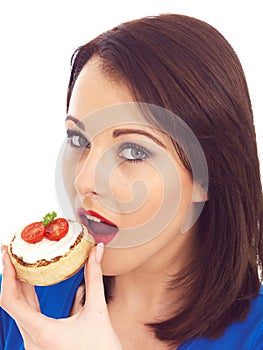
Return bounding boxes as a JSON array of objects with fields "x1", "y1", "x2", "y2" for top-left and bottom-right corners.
[
  {"x1": 250, "y1": 321, "x2": 263, "y2": 349},
  {"x1": 178, "y1": 287, "x2": 263, "y2": 349}
]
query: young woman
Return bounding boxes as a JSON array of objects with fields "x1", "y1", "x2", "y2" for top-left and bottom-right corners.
[{"x1": 0, "y1": 14, "x2": 262, "y2": 350}]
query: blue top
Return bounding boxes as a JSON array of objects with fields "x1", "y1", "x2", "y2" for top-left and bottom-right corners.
[{"x1": 1, "y1": 271, "x2": 263, "y2": 349}]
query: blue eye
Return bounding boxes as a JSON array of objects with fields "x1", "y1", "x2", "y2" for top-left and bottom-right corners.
[
  {"x1": 67, "y1": 129, "x2": 90, "y2": 148},
  {"x1": 118, "y1": 142, "x2": 151, "y2": 163}
]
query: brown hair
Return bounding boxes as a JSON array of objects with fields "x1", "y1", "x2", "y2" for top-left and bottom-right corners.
[{"x1": 66, "y1": 14, "x2": 263, "y2": 347}]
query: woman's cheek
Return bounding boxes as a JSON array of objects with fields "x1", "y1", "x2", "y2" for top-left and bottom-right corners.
[
  {"x1": 112, "y1": 169, "x2": 165, "y2": 229},
  {"x1": 110, "y1": 166, "x2": 136, "y2": 203}
]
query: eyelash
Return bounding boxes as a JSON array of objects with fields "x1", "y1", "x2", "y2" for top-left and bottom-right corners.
[
  {"x1": 66, "y1": 130, "x2": 151, "y2": 163},
  {"x1": 118, "y1": 142, "x2": 151, "y2": 163},
  {"x1": 66, "y1": 129, "x2": 90, "y2": 148}
]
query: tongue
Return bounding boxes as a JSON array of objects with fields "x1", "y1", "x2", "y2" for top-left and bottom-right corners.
[{"x1": 89, "y1": 220, "x2": 118, "y2": 235}]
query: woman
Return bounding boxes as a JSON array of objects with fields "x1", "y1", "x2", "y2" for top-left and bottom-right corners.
[{"x1": 1, "y1": 14, "x2": 262, "y2": 350}]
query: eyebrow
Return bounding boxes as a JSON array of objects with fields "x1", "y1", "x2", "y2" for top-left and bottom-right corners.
[
  {"x1": 65, "y1": 115, "x2": 85, "y2": 131},
  {"x1": 65, "y1": 115, "x2": 166, "y2": 148},
  {"x1": 112, "y1": 129, "x2": 166, "y2": 148}
]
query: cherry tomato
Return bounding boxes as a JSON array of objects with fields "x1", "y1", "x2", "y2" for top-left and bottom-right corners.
[
  {"x1": 21, "y1": 222, "x2": 46, "y2": 243},
  {"x1": 45, "y1": 218, "x2": 69, "y2": 241}
]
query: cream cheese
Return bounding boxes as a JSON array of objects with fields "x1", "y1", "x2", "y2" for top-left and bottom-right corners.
[{"x1": 11, "y1": 221, "x2": 83, "y2": 263}]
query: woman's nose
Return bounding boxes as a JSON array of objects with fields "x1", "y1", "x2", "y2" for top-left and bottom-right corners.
[
  {"x1": 74, "y1": 147, "x2": 113, "y2": 199},
  {"x1": 75, "y1": 150, "x2": 99, "y2": 198}
]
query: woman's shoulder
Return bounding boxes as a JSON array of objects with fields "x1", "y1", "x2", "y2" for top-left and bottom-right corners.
[
  {"x1": 180, "y1": 287, "x2": 263, "y2": 350},
  {"x1": 249, "y1": 286, "x2": 263, "y2": 322}
]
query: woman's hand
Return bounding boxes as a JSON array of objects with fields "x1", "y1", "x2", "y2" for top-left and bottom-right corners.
[{"x1": 0, "y1": 243, "x2": 122, "y2": 350}]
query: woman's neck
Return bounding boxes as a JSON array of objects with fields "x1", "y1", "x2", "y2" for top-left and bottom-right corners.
[{"x1": 108, "y1": 230, "x2": 197, "y2": 322}]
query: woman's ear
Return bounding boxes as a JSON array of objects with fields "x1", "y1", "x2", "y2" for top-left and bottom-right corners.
[
  {"x1": 192, "y1": 182, "x2": 208, "y2": 203},
  {"x1": 180, "y1": 183, "x2": 208, "y2": 233}
]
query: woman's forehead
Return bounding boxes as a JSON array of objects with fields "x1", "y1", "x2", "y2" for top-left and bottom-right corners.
[{"x1": 68, "y1": 57, "x2": 134, "y2": 118}]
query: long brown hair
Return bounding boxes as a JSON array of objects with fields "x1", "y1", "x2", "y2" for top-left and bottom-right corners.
[{"x1": 66, "y1": 14, "x2": 263, "y2": 347}]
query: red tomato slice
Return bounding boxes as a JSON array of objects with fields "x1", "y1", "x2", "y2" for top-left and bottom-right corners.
[
  {"x1": 21, "y1": 222, "x2": 46, "y2": 243},
  {"x1": 45, "y1": 218, "x2": 69, "y2": 241}
]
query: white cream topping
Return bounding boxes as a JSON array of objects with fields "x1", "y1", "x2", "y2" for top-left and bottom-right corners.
[{"x1": 11, "y1": 221, "x2": 83, "y2": 264}]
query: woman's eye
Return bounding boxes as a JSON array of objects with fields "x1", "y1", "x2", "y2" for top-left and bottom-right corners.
[
  {"x1": 67, "y1": 130, "x2": 90, "y2": 148},
  {"x1": 118, "y1": 143, "x2": 150, "y2": 162}
]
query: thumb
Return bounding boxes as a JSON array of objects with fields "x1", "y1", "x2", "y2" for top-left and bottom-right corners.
[{"x1": 84, "y1": 243, "x2": 107, "y2": 310}]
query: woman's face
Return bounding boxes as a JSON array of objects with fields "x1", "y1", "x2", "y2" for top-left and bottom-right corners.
[{"x1": 63, "y1": 57, "x2": 200, "y2": 275}]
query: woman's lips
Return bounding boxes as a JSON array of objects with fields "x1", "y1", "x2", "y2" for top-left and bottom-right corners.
[
  {"x1": 77, "y1": 208, "x2": 119, "y2": 245},
  {"x1": 86, "y1": 210, "x2": 117, "y2": 226}
]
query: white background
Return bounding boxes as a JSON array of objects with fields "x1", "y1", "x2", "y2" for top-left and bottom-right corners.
[{"x1": 0, "y1": 0, "x2": 262, "y2": 272}]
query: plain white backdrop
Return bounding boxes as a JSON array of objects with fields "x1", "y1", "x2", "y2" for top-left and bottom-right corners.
[{"x1": 0, "y1": 0, "x2": 262, "y2": 271}]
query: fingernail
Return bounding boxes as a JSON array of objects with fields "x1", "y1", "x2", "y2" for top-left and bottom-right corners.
[
  {"x1": 1, "y1": 244, "x2": 7, "y2": 265},
  {"x1": 1, "y1": 243, "x2": 7, "y2": 254},
  {"x1": 95, "y1": 242, "x2": 104, "y2": 264}
]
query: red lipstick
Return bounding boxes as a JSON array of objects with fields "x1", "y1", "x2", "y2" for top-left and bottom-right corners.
[{"x1": 86, "y1": 210, "x2": 117, "y2": 227}]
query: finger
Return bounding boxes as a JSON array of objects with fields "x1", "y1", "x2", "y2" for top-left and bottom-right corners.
[
  {"x1": 3, "y1": 291, "x2": 56, "y2": 342},
  {"x1": 84, "y1": 243, "x2": 107, "y2": 310},
  {"x1": 1, "y1": 246, "x2": 20, "y2": 302},
  {"x1": 20, "y1": 281, "x2": 41, "y2": 311},
  {"x1": 1, "y1": 248, "x2": 49, "y2": 337},
  {"x1": 1, "y1": 244, "x2": 40, "y2": 311}
]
